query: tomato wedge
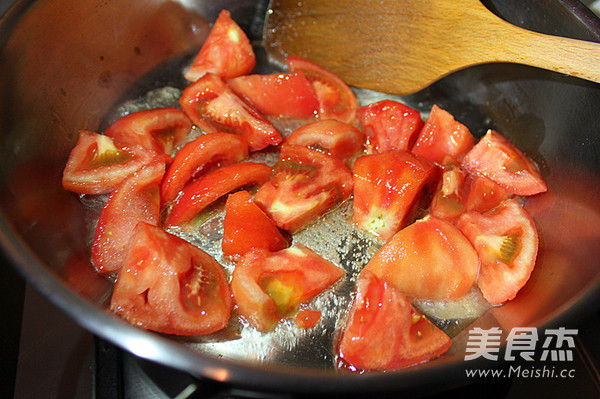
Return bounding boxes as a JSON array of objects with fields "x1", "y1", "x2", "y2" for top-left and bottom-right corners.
[
  {"x1": 62, "y1": 130, "x2": 164, "y2": 195},
  {"x1": 456, "y1": 199, "x2": 539, "y2": 304},
  {"x1": 358, "y1": 100, "x2": 424, "y2": 153},
  {"x1": 430, "y1": 164, "x2": 509, "y2": 222},
  {"x1": 180, "y1": 73, "x2": 282, "y2": 151},
  {"x1": 103, "y1": 107, "x2": 193, "y2": 154},
  {"x1": 338, "y1": 271, "x2": 452, "y2": 371},
  {"x1": 228, "y1": 72, "x2": 319, "y2": 118},
  {"x1": 254, "y1": 144, "x2": 353, "y2": 233},
  {"x1": 165, "y1": 162, "x2": 272, "y2": 226},
  {"x1": 92, "y1": 160, "x2": 166, "y2": 273},
  {"x1": 160, "y1": 132, "x2": 249, "y2": 205},
  {"x1": 364, "y1": 216, "x2": 480, "y2": 300},
  {"x1": 353, "y1": 150, "x2": 438, "y2": 241},
  {"x1": 463, "y1": 173, "x2": 508, "y2": 214},
  {"x1": 462, "y1": 130, "x2": 547, "y2": 196},
  {"x1": 222, "y1": 190, "x2": 289, "y2": 258},
  {"x1": 411, "y1": 105, "x2": 475, "y2": 165},
  {"x1": 183, "y1": 10, "x2": 255, "y2": 82},
  {"x1": 284, "y1": 119, "x2": 364, "y2": 163},
  {"x1": 286, "y1": 55, "x2": 359, "y2": 124},
  {"x1": 231, "y1": 244, "x2": 345, "y2": 332},
  {"x1": 110, "y1": 222, "x2": 233, "y2": 335},
  {"x1": 429, "y1": 164, "x2": 468, "y2": 222}
]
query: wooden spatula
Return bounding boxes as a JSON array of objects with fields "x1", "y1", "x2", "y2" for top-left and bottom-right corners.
[{"x1": 264, "y1": 0, "x2": 600, "y2": 95}]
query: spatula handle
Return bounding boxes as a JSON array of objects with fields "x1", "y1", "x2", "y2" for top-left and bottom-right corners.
[
  {"x1": 440, "y1": 0, "x2": 600, "y2": 86},
  {"x1": 484, "y1": 19, "x2": 600, "y2": 85},
  {"x1": 264, "y1": 0, "x2": 600, "y2": 94}
]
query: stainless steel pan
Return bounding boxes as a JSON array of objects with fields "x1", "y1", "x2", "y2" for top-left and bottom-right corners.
[{"x1": 1, "y1": 0, "x2": 600, "y2": 393}]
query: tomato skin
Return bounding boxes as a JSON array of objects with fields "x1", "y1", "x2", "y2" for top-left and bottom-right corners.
[
  {"x1": 179, "y1": 73, "x2": 282, "y2": 151},
  {"x1": 231, "y1": 244, "x2": 345, "y2": 332},
  {"x1": 364, "y1": 216, "x2": 480, "y2": 300},
  {"x1": 353, "y1": 150, "x2": 439, "y2": 241},
  {"x1": 160, "y1": 132, "x2": 249, "y2": 205},
  {"x1": 286, "y1": 55, "x2": 359, "y2": 124},
  {"x1": 165, "y1": 162, "x2": 272, "y2": 227},
  {"x1": 462, "y1": 130, "x2": 547, "y2": 196},
  {"x1": 184, "y1": 10, "x2": 255, "y2": 82},
  {"x1": 358, "y1": 100, "x2": 424, "y2": 153},
  {"x1": 222, "y1": 190, "x2": 289, "y2": 258},
  {"x1": 228, "y1": 72, "x2": 319, "y2": 118},
  {"x1": 110, "y1": 222, "x2": 233, "y2": 335},
  {"x1": 456, "y1": 199, "x2": 539, "y2": 304},
  {"x1": 411, "y1": 104, "x2": 475, "y2": 165},
  {"x1": 285, "y1": 119, "x2": 364, "y2": 163},
  {"x1": 338, "y1": 271, "x2": 452, "y2": 371},
  {"x1": 429, "y1": 164, "x2": 468, "y2": 222},
  {"x1": 62, "y1": 130, "x2": 164, "y2": 195},
  {"x1": 92, "y1": 160, "x2": 167, "y2": 273},
  {"x1": 254, "y1": 144, "x2": 353, "y2": 233},
  {"x1": 104, "y1": 107, "x2": 193, "y2": 154}
]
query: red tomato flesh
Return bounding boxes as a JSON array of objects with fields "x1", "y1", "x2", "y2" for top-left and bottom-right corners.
[
  {"x1": 286, "y1": 55, "x2": 359, "y2": 124},
  {"x1": 462, "y1": 130, "x2": 547, "y2": 196},
  {"x1": 231, "y1": 244, "x2": 345, "y2": 332},
  {"x1": 62, "y1": 130, "x2": 164, "y2": 195},
  {"x1": 222, "y1": 190, "x2": 289, "y2": 258},
  {"x1": 254, "y1": 144, "x2": 353, "y2": 233},
  {"x1": 110, "y1": 222, "x2": 233, "y2": 335},
  {"x1": 353, "y1": 150, "x2": 439, "y2": 241},
  {"x1": 92, "y1": 161, "x2": 166, "y2": 273},
  {"x1": 160, "y1": 132, "x2": 249, "y2": 205},
  {"x1": 463, "y1": 173, "x2": 509, "y2": 214},
  {"x1": 364, "y1": 216, "x2": 480, "y2": 300},
  {"x1": 456, "y1": 199, "x2": 539, "y2": 304},
  {"x1": 228, "y1": 72, "x2": 319, "y2": 118},
  {"x1": 284, "y1": 119, "x2": 364, "y2": 163},
  {"x1": 184, "y1": 10, "x2": 255, "y2": 82},
  {"x1": 338, "y1": 271, "x2": 452, "y2": 371},
  {"x1": 104, "y1": 107, "x2": 193, "y2": 154},
  {"x1": 429, "y1": 164, "x2": 468, "y2": 222},
  {"x1": 430, "y1": 164, "x2": 509, "y2": 222},
  {"x1": 359, "y1": 100, "x2": 424, "y2": 153},
  {"x1": 179, "y1": 73, "x2": 282, "y2": 152},
  {"x1": 412, "y1": 104, "x2": 475, "y2": 165},
  {"x1": 295, "y1": 309, "x2": 322, "y2": 329},
  {"x1": 165, "y1": 162, "x2": 272, "y2": 226}
]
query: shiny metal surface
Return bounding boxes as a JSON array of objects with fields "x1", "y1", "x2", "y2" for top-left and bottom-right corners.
[{"x1": 1, "y1": 0, "x2": 600, "y2": 393}]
